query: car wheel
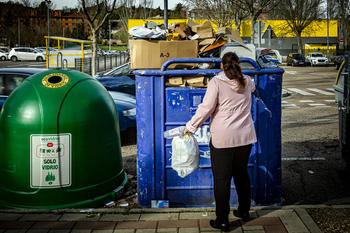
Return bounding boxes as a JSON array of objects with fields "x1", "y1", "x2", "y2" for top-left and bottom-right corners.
[
  {"x1": 36, "y1": 56, "x2": 43, "y2": 62},
  {"x1": 292, "y1": 63, "x2": 295, "y2": 67},
  {"x1": 11, "y1": 56, "x2": 18, "y2": 62},
  {"x1": 0, "y1": 56, "x2": 6, "y2": 61}
]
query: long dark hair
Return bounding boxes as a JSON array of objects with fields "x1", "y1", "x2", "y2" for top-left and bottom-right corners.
[{"x1": 222, "y1": 52, "x2": 245, "y2": 88}]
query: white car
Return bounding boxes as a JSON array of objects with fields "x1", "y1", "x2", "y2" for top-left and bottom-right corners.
[
  {"x1": 0, "y1": 49, "x2": 8, "y2": 61},
  {"x1": 9, "y1": 47, "x2": 46, "y2": 62},
  {"x1": 306, "y1": 52, "x2": 329, "y2": 66}
]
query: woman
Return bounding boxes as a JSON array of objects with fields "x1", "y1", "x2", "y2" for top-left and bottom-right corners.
[{"x1": 184, "y1": 52, "x2": 257, "y2": 232}]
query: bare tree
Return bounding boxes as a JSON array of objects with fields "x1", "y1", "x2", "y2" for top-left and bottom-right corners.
[
  {"x1": 233, "y1": 0, "x2": 281, "y2": 44},
  {"x1": 116, "y1": 0, "x2": 135, "y2": 46},
  {"x1": 137, "y1": 0, "x2": 153, "y2": 19},
  {"x1": 184, "y1": 0, "x2": 249, "y2": 31},
  {"x1": 78, "y1": 0, "x2": 118, "y2": 76},
  {"x1": 271, "y1": 0, "x2": 324, "y2": 53}
]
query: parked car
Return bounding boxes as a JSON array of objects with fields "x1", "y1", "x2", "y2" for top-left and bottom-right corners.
[
  {"x1": 9, "y1": 47, "x2": 46, "y2": 62},
  {"x1": 0, "y1": 49, "x2": 8, "y2": 61},
  {"x1": 334, "y1": 56, "x2": 345, "y2": 70},
  {"x1": 0, "y1": 68, "x2": 47, "y2": 109},
  {"x1": 94, "y1": 63, "x2": 135, "y2": 96},
  {"x1": 0, "y1": 68, "x2": 136, "y2": 131},
  {"x1": 286, "y1": 53, "x2": 306, "y2": 66},
  {"x1": 34, "y1": 47, "x2": 58, "y2": 52},
  {"x1": 306, "y1": 52, "x2": 329, "y2": 66}
]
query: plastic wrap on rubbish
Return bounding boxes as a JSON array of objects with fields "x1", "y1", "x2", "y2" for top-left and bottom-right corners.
[
  {"x1": 129, "y1": 26, "x2": 167, "y2": 39},
  {"x1": 253, "y1": 91, "x2": 272, "y2": 117}
]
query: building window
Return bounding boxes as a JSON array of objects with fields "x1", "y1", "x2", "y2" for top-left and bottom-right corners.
[
  {"x1": 65, "y1": 23, "x2": 68, "y2": 26},
  {"x1": 72, "y1": 18, "x2": 75, "y2": 21},
  {"x1": 72, "y1": 23, "x2": 75, "y2": 26}
]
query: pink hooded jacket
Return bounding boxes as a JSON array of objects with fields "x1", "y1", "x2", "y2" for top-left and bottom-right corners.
[{"x1": 186, "y1": 71, "x2": 257, "y2": 148}]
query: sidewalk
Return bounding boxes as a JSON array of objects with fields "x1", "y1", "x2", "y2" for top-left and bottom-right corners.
[{"x1": 0, "y1": 205, "x2": 324, "y2": 233}]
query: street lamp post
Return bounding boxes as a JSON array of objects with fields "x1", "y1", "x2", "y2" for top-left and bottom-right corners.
[{"x1": 45, "y1": 0, "x2": 51, "y2": 60}]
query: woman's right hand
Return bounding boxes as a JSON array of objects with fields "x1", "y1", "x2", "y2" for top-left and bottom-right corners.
[{"x1": 184, "y1": 128, "x2": 192, "y2": 135}]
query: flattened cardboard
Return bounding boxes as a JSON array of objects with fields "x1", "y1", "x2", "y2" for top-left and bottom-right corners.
[
  {"x1": 165, "y1": 77, "x2": 186, "y2": 87},
  {"x1": 199, "y1": 37, "x2": 226, "y2": 54},
  {"x1": 129, "y1": 40, "x2": 198, "y2": 69},
  {"x1": 184, "y1": 76, "x2": 209, "y2": 87},
  {"x1": 191, "y1": 20, "x2": 214, "y2": 39}
]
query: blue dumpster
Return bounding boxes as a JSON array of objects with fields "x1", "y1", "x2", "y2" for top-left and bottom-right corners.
[{"x1": 135, "y1": 58, "x2": 284, "y2": 208}]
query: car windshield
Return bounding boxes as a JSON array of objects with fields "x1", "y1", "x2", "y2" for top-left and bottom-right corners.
[
  {"x1": 109, "y1": 64, "x2": 132, "y2": 75},
  {"x1": 311, "y1": 53, "x2": 324, "y2": 57},
  {"x1": 293, "y1": 54, "x2": 304, "y2": 58}
]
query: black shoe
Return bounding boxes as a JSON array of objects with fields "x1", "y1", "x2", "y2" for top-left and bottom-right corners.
[
  {"x1": 233, "y1": 209, "x2": 250, "y2": 222},
  {"x1": 210, "y1": 219, "x2": 230, "y2": 232}
]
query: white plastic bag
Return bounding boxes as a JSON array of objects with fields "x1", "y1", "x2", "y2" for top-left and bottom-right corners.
[{"x1": 171, "y1": 134, "x2": 200, "y2": 178}]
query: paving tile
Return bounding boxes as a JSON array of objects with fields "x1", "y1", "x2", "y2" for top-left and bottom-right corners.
[
  {"x1": 19, "y1": 214, "x2": 61, "y2": 222},
  {"x1": 278, "y1": 210, "x2": 310, "y2": 233},
  {"x1": 59, "y1": 214, "x2": 100, "y2": 222},
  {"x1": 242, "y1": 225, "x2": 264, "y2": 231},
  {"x1": 179, "y1": 227, "x2": 199, "y2": 233},
  {"x1": 264, "y1": 225, "x2": 288, "y2": 233},
  {"x1": 48, "y1": 230, "x2": 71, "y2": 233},
  {"x1": 242, "y1": 217, "x2": 282, "y2": 226},
  {"x1": 74, "y1": 222, "x2": 116, "y2": 230},
  {"x1": 158, "y1": 219, "x2": 198, "y2": 229},
  {"x1": 180, "y1": 212, "x2": 215, "y2": 220},
  {"x1": 27, "y1": 230, "x2": 50, "y2": 233},
  {"x1": 91, "y1": 230, "x2": 114, "y2": 233},
  {"x1": 31, "y1": 222, "x2": 75, "y2": 229},
  {"x1": 198, "y1": 227, "x2": 221, "y2": 232},
  {"x1": 115, "y1": 221, "x2": 157, "y2": 229},
  {"x1": 99, "y1": 214, "x2": 140, "y2": 222},
  {"x1": 0, "y1": 221, "x2": 34, "y2": 229},
  {"x1": 2, "y1": 230, "x2": 27, "y2": 233},
  {"x1": 135, "y1": 229, "x2": 155, "y2": 233},
  {"x1": 199, "y1": 219, "x2": 241, "y2": 229},
  {"x1": 0, "y1": 213, "x2": 23, "y2": 221},
  {"x1": 139, "y1": 213, "x2": 178, "y2": 221},
  {"x1": 112, "y1": 230, "x2": 134, "y2": 233},
  {"x1": 257, "y1": 209, "x2": 292, "y2": 218},
  {"x1": 294, "y1": 208, "x2": 322, "y2": 233},
  {"x1": 70, "y1": 230, "x2": 92, "y2": 233},
  {"x1": 229, "y1": 211, "x2": 258, "y2": 220},
  {"x1": 156, "y1": 228, "x2": 177, "y2": 232}
]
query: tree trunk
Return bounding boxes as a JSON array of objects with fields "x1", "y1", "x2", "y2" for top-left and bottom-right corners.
[
  {"x1": 297, "y1": 33, "x2": 302, "y2": 54},
  {"x1": 251, "y1": 15, "x2": 256, "y2": 45},
  {"x1": 91, "y1": 29, "x2": 98, "y2": 77}
]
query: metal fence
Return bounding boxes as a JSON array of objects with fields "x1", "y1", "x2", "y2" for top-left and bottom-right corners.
[{"x1": 74, "y1": 52, "x2": 129, "y2": 75}]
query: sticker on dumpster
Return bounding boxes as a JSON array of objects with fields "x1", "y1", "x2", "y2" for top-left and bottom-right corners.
[
  {"x1": 30, "y1": 134, "x2": 71, "y2": 188},
  {"x1": 42, "y1": 73, "x2": 69, "y2": 88},
  {"x1": 189, "y1": 93, "x2": 205, "y2": 115}
]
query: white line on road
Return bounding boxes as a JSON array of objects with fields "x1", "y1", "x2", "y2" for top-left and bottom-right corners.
[
  {"x1": 287, "y1": 88, "x2": 315, "y2": 95},
  {"x1": 285, "y1": 71, "x2": 297, "y2": 74},
  {"x1": 282, "y1": 157, "x2": 326, "y2": 161},
  {"x1": 324, "y1": 100, "x2": 336, "y2": 102},
  {"x1": 282, "y1": 104, "x2": 299, "y2": 108},
  {"x1": 299, "y1": 100, "x2": 314, "y2": 102},
  {"x1": 306, "y1": 88, "x2": 334, "y2": 95}
]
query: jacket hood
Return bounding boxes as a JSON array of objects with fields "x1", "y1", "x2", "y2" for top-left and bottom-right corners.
[{"x1": 215, "y1": 72, "x2": 247, "y2": 94}]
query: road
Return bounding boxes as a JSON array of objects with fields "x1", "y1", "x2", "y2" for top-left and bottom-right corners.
[
  {"x1": 280, "y1": 65, "x2": 349, "y2": 205},
  {"x1": 1, "y1": 61, "x2": 348, "y2": 205}
]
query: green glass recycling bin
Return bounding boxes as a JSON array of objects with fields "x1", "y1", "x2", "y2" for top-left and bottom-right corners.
[{"x1": 0, "y1": 69, "x2": 129, "y2": 209}]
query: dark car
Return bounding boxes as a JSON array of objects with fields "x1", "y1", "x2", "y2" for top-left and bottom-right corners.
[
  {"x1": 286, "y1": 53, "x2": 306, "y2": 66},
  {"x1": 0, "y1": 68, "x2": 135, "y2": 131},
  {"x1": 334, "y1": 56, "x2": 345, "y2": 70},
  {"x1": 94, "y1": 63, "x2": 135, "y2": 96}
]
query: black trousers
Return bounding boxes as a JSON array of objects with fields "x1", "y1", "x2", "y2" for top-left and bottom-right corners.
[{"x1": 209, "y1": 141, "x2": 252, "y2": 223}]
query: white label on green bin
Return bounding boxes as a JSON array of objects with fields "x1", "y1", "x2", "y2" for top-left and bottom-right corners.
[{"x1": 30, "y1": 134, "x2": 72, "y2": 189}]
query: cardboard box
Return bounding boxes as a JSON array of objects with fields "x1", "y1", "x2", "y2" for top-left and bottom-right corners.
[
  {"x1": 190, "y1": 20, "x2": 214, "y2": 39},
  {"x1": 165, "y1": 77, "x2": 186, "y2": 87},
  {"x1": 129, "y1": 40, "x2": 198, "y2": 69},
  {"x1": 184, "y1": 76, "x2": 209, "y2": 87}
]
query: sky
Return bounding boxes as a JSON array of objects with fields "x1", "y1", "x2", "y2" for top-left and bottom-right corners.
[{"x1": 51, "y1": 0, "x2": 183, "y2": 10}]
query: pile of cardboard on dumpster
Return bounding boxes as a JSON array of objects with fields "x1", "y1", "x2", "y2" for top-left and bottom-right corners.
[{"x1": 128, "y1": 20, "x2": 245, "y2": 71}]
